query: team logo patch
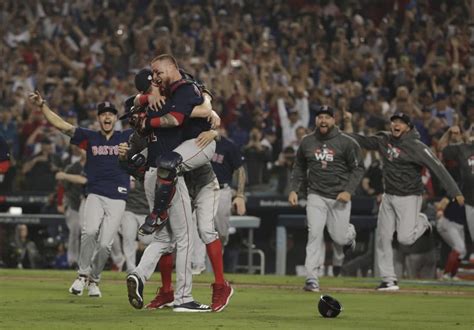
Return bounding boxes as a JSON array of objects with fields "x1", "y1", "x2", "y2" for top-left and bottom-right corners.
[
  {"x1": 387, "y1": 144, "x2": 401, "y2": 161},
  {"x1": 314, "y1": 145, "x2": 334, "y2": 169},
  {"x1": 212, "y1": 153, "x2": 224, "y2": 164},
  {"x1": 118, "y1": 187, "x2": 128, "y2": 194}
]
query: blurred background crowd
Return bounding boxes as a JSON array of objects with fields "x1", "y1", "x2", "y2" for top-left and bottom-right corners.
[
  {"x1": 0, "y1": 0, "x2": 473, "y2": 195},
  {"x1": 0, "y1": 0, "x2": 473, "y2": 274}
]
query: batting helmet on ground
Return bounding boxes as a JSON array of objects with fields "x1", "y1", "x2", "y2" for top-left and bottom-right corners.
[{"x1": 318, "y1": 295, "x2": 342, "y2": 318}]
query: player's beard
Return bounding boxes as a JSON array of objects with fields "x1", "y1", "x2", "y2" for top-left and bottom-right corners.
[
  {"x1": 160, "y1": 77, "x2": 173, "y2": 97},
  {"x1": 317, "y1": 124, "x2": 333, "y2": 135}
]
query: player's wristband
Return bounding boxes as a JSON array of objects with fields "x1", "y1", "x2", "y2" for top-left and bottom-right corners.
[
  {"x1": 138, "y1": 94, "x2": 149, "y2": 106},
  {"x1": 149, "y1": 117, "x2": 161, "y2": 128}
]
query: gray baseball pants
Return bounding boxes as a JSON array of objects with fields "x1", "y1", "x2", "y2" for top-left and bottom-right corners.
[
  {"x1": 437, "y1": 216, "x2": 467, "y2": 258},
  {"x1": 77, "y1": 193, "x2": 126, "y2": 282},
  {"x1": 190, "y1": 178, "x2": 221, "y2": 268},
  {"x1": 214, "y1": 185, "x2": 232, "y2": 245},
  {"x1": 64, "y1": 207, "x2": 81, "y2": 266},
  {"x1": 305, "y1": 193, "x2": 356, "y2": 283},
  {"x1": 136, "y1": 138, "x2": 215, "y2": 305},
  {"x1": 375, "y1": 194, "x2": 430, "y2": 283}
]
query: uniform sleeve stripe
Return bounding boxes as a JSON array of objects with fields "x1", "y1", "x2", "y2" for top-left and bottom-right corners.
[{"x1": 170, "y1": 111, "x2": 185, "y2": 124}]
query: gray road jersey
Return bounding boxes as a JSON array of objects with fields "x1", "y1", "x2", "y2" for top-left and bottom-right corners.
[
  {"x1": 290, "y1": 127, "x2": 364, "y2": 199},
  {"x1": 349, "y1": 129, "x2": 460, "y2": 198}
]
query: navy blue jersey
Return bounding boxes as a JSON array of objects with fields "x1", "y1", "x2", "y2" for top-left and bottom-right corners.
[
  {"x1": 211, "y1": 136, "x2": 244, "y2": 185},
  {"x1": 71, "y1": 127, "x2": 132, "y2": 200},
  {"x1": 444, "y1": 201, "x2": 466, "y2": 225},
  {"x1": 183, "y1": 117, "x2": 212, "y2": 140},
  {"x1": 147, "y1": 83, "x2": 204, "y2": 166}
]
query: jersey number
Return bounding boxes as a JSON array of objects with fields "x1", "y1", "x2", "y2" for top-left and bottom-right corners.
[{"x1": 148, "y1": 132, "x2": 158, "y2": 143}]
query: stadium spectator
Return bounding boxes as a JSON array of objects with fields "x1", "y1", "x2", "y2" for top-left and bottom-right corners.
[{"x1": 21, "y1": 137, "x2": 61, "y2": 191}]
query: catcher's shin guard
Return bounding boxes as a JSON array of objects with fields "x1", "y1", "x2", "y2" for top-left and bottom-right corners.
[{"x1": 153, "y1": 151, "x2": 182, "y2": 214}]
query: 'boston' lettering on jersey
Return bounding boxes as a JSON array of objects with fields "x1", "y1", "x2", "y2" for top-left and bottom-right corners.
[
  {"x1": 212, "y1": 153, "x2": 225, "y2": 164},
  {"x1": 92, "y1": 145, "x2": 119, "y2": 156},
  {"x1": 70, "y1": 127, "x2": 132, "y2": 200}
]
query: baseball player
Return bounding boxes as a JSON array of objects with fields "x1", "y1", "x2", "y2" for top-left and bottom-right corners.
[
  {"x1": 210, "y1": 131, "x2": 247, "y2": 244},
  {"x1": 343, "y1": 111, "x2": 463, "y2": 290},
  {"x1": 438, "y1": 126, "x2": 474, "y2": 278},
  {"x1": 436, "y1": 199, "x2": 466, "y2": 280},
  {"x1": 289, "y1": 106, "x2": 364, "y2": 292},
  {"x1": 29, "y1": 91, "x2": 131, "y2": 298},
  {"x1": 191, "y1": 131, "x2": 247, "y2": 273},
  {"x1": 124, "y1": 56, "x2": 220, "y2": 312},
  {"x1": 133, "y1": 55, "x2": 218, "y2": 236},
  {"x1": 123, "y1": 64, "x2": 232, "y2": 312},
  {"x1": 55, "y1": 146, "x2": 86, "y2": 268},
  {"x1": 120, "y1": 179, "x2": 152, "y2": 273}
]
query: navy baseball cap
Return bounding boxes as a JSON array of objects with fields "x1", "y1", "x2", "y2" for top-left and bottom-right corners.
[
  {"x1": 390, "y1": 112, "x2": 413, "y2": 127},
  {"x1": 135, "y1": 68, "x2": 153, "y2": 93},
  {"x1": 315, "y1": 105, "x2": 335, "y2": 117},
  {"x1": 119, "y1": 96, "x2": 135, "y2": 120},
  {"x1": 97, "y1": 101, "x2": 118, "y2": 115}
]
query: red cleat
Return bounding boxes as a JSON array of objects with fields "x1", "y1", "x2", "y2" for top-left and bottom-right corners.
[
  {"x1": 145, "y1": 288, "x2": 174, "y2": 310},
  {"x1": 211, "y1": 281, "x2": 234, "y2": 312}
]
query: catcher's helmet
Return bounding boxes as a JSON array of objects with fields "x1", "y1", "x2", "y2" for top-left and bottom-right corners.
[{"x1": 318, "y1": 295, "x2": 342, "y2": 318}]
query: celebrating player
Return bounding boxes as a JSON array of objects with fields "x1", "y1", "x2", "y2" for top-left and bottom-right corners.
[
  {"x1": 289, "y1": 105, "x2": 364, "y2": 292},
  {"x1": 344, "y1": 111, "x2": 464, "y2": 291},
  {"x1": 437, "y1": 126, "x2": 474, "y2": 279},
  {"x1": 210, "y1": 129, "x2": 247, "y2": 244},
  {"x1": 29, "y1": 91, "x2": 131, "y2": 297},
  {"x1": 123, "y1": 55, "x2": 226, "y2": 312}
]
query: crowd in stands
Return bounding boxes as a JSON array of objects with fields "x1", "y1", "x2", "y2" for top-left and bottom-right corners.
[
  {"x1": 0, "y1": 0, "x2": 472, "y2": 196},
  {"x1": 0, "y1": 0, "x2": 473, "y2": 274}
]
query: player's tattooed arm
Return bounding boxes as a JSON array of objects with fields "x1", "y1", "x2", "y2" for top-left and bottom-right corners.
[
  {"x1": 153, "y1": 113, "x2": 179, "y2": 127},
  {"x1": 233, "y1": 166, "x2": 246, "y2": 198},
  {"x1": 28, "y1": 91, "x2": 76, "y2": 137},
  {"x1": 232, "y1": 166, "x2": 247, "y2": 215},
  {"x1": 140, "y1": 112, "x2": 181, "y2": 133}
]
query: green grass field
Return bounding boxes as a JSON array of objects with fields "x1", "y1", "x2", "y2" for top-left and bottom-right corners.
[{"x1": 1, "y1": 270, "x2": 473, "y2": 329}]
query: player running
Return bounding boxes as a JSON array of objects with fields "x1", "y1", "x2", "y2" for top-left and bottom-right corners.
[
  {"x1": 29, "y1": 92, "x2": 131, "y2": 297},
  {"x1": 343, "y1": 111, "x2": 464, "y2": 290}
]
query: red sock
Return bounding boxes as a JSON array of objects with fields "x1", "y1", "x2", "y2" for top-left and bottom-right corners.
[
  {"x1": 206, "y1": 239, "x2": 225, "y2": 284},
  {"x1": 444, "y1": 250, "x2": 461, "y2": 275},
  {"x1": 159, "y1": 253, "x2": 174, "y2": 292}
]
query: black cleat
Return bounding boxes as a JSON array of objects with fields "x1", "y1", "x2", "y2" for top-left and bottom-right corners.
[
  {"x1": 376, "y1": 281, "x2": 399, "y2": 291},
  {"x1": 173, "y1": 301, "x2": 211, "y2": 313},
  {"x1": 127, "y1": 274, "x2": 144, "y2": 309}
]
